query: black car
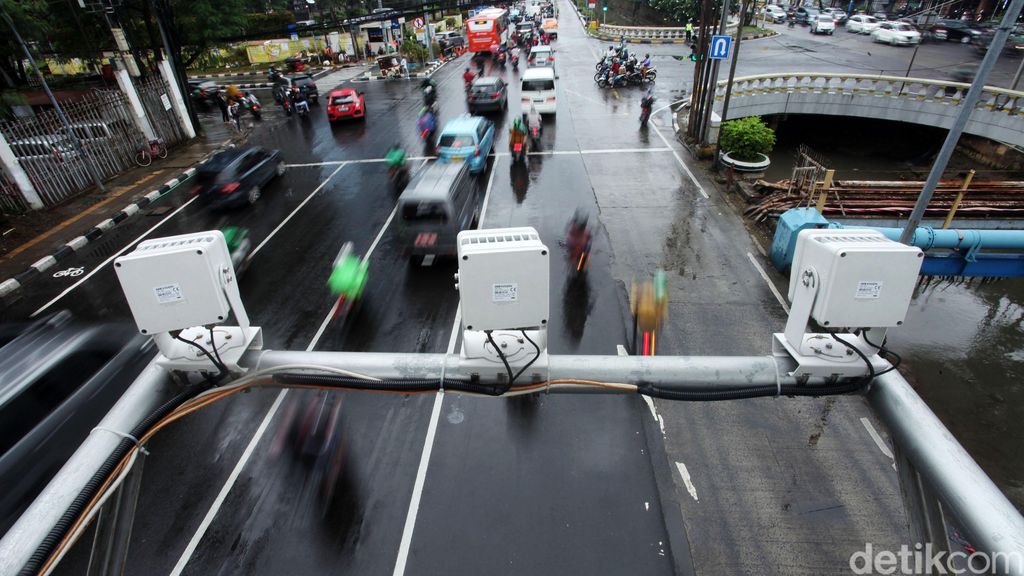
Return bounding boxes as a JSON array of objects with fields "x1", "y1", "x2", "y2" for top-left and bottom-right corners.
[
  {"x1": 0, "y1": 312, "x2": 153, "y2": 536},
  {"x1": 273, "y1": 74, "x2": 319, "y2": 105},
  {"x1": 973, "y1": 24, "x2": 1024, "y2": 55},
  {"x1": 467, "y1": 76, "x2": 508, "y2": 113},
  {"x1": 930, "y1": 19, "x2": 985, "y2": 43},
  {"x1": 193, "y1": 146, "x2": 285, "y2": 209}
]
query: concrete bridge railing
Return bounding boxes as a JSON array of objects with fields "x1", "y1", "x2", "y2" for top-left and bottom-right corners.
[
  {"x1": 596, "y1": 18, "x2": 737, "y2": 42},
  {"x1": 713, "y1": 73, "x2": 1024, "y2": 147}
]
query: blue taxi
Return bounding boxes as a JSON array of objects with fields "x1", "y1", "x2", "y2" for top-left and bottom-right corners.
[{"x1": 437, "y1": 115, "x2": 495, "y2": 173}]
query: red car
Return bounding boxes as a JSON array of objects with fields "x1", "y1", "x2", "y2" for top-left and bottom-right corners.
[{"x1": 326, "y1": 88, "x2": 366, "y2": 122}]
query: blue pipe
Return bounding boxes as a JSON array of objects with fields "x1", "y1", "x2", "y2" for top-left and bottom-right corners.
[{"x1": 770, "y1": 208, "x2": 1024, "y2": 276}]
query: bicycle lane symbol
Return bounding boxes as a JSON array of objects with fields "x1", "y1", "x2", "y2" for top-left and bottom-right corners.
[{"x1": 52, "y1": 267, "x2": 85, "y2": 279}]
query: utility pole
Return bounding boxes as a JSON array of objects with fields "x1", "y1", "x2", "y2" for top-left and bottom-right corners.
[
  {"x1": 1, "y1": 9, "x2": 106, "y2": 193},
  {"x1": 900, "y1": 0, "x2": 1024, "y2": 243},
  {"x1": 151, "y1": 0, "x2": 198, "y2": 137},
  {"x1": 717, "y1": 0, "x2": 749, "y2": 158},
  {"x1": 425, "y1": 9, "x2": 434, "y2": 61},
  {"x1": 699, "y1": 0, "x2": 729, "y2": 145}
]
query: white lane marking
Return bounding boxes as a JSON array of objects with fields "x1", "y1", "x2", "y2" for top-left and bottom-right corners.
[
  {"x1": 565, "y1": 87, "x2": 620, "y2": 108},
  {"x1": 653, "y1": 98, "x2": 689, "y2": 115},
  {"x1": 860, "y1": 417, "x2": 897, "y2": 470},
  {"x1": 32, "y1": 196, "x2": 199, "y2": 318},
  {"x1": 616, "y1": 344, "x2": 628, "y2": 356},
  {"x1": 173, "y1": 166, "x2": 407, "y2": 574},
  {"x1": 285, "y1": 156, "x2": 437, "y2": 168},
  {"x1": 675, "y1": 462, "x2": 699, "y2": 502},
  {"x1": 746, "y1": 252, "x2": 790, "y2": 314},
  {"x1": 421, "y1": 254, "x2": 436, "y2": 267},
  {"x1": 394, "y1": 154, "x2": 500, "y2": 576},
  {"x1": 363, "y1": 204, "x2": 399, "y2": 264},
  {"x1": 249, "y1": 163, "x2": 347, "y2": 259},
  {"x1": 649, "y1": 120, "x2": 710, "y2": 199},
  {"x1": 393, "y1": 305, "x2": 461, "y2": 576},
  {"x1": 642, "y1": 394, "x2": 666, "y2": 437},
  {"x1": 754, "y1": 240, "x2": 768, "y2": 258},
  {"x1": 170, "y1": 389, "x2": 289, "y2": 576},
  {"x1": 645, "y1": 501, "x2": 650, "y2": 511}
]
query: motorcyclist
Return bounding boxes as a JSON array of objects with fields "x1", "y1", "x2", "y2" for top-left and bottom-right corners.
[
  {"x1": 631, "y1": 269, "x2": 668, "y2": 354},
  {"x1": 417, "y1": 106, "x2": 437, "y2": 139},
  {"x1": 566, "y1": 210, "x2": 592, "y2": 271},
  {"x1": 327, "y1": 241, "x2": 368, "y2": 307},
  {"x1": 641, "y1": 89, "x2": 656, "y2": 111},
  {"x1": 640, "y1": 53, "x2": 652, "y2": 71},
  {"x1": 292, "y1": 87, "x2": 309, "y2": 115},
  {"x1": 526, "y1": 104, "x2": 541, "y2": 139},
  {"x1": 463, "y1": 67, "x2": 476, "y2": 89},
  {"x1": 386, "y1": 142, "x2": 407, "y2": 172}
]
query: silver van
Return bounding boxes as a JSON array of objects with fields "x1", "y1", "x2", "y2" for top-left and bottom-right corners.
[{"x1": 398, "y1": 160, "x2": 480, "y2": 263}]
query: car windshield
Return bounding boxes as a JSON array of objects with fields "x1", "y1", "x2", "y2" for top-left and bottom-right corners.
[
  {"x1": 295, "y1": 77, "x2": 315, "y2": 88},
  {"x1": 865, "y1": 16, "x2": 877, "y2": 23},
  {"x1": 522, "y1": 79, "x2": 554, "y2": 91},
  {"x1": 818, "y1": 15, "x2": 831, "y2": 21},
  {"x1": 439, "y1": 134, "x2": 474, "y2": 148},
  {"x1": 895, "y1": 23, "x2": 914, "y2": 31},
  {"x1": 331, "y1": 95, "x2": 355, "y2": 104}
]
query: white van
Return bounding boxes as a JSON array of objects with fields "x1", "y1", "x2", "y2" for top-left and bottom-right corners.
[{"x1": 520, "y1": 67, "x2": 556, "y2": 114}]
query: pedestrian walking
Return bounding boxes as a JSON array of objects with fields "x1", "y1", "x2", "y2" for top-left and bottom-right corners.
[
  {"x1": 215, "y1": 91, "x2": 229, "y2": 123},
  {"x1": 685, "y1": 20, "x2": 694, "y2": 42},
  {"x1": 400, "y1": 56, "x2": 409, "y2": 77}
]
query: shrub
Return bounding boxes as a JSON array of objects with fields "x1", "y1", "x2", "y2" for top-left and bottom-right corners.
[{"x1": 719, "y1": 116, "x2": 775, "y2": 162}]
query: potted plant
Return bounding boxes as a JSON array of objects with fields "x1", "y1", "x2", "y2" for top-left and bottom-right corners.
[{"x1": 719, "y1": 116, "x2": 775, "y2": 171}]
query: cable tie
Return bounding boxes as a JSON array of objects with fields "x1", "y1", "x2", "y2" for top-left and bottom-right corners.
[
  {"x1": 769, "y1": 355, "x2": 782, "y2": 398},
  {"x1": 92, "y1": 427, "x2": 150, "y2": 455}
]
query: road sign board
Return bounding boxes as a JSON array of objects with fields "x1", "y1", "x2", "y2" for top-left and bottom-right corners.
[
  {"x1": 391, "y1": 18, "x2": 401, "y2": 29},
  {"x1": 414, "y1": 17, "x2": 425, "y2": 28},
  {"x1": 587, "y1": 1, "x2": 595, "y2": 7},
  {"x1": 709, "y1": 34, "x2": 732, "y2": 59}
]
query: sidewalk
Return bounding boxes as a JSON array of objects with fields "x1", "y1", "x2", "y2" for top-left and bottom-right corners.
[{"x1": 0, "y1": 132, "x2": 235, "y2": 298}]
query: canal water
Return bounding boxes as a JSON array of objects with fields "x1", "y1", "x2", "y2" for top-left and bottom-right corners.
[{"x1": 765, "y1": 115, "x2": 1024, "y2": 512}]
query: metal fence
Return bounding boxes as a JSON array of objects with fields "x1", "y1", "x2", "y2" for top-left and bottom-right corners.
[
  {"x1": 136, "y1": 75, "x2": 187, "y2": 148},
  {"x1": 0, "y1": 89, "x2": 143, "y2": 210}
]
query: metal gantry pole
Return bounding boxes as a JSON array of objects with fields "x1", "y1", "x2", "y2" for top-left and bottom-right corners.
[
  {"x1": 1, "y1": 9, "x2": 106, "y2": 194},
  {"x1": 899, "y1": 0, "x2": 1024, "y2": 243},
  {"x1": 699, "y1": 0, "x2": 730, "y2": 145}
]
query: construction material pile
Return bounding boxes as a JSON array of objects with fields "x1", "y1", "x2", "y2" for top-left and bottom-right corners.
[{"x1": 745, "y1": 179, "x2": 1024, "y2": 221}]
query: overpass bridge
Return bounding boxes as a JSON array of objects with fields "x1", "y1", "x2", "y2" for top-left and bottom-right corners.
[{"x1": 712, "y1": 73, "x2": 1024, "y2": 148}]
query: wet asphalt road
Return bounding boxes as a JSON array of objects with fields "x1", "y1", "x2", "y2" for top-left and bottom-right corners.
[{"x1": 5, "y1": 3, "x2": 965, "y2": 575}]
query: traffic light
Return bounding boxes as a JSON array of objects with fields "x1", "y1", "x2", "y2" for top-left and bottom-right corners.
[
  {"x1": 602, "y1": 0, "x2": 608, "y2": 11},
  {"x1": 689, "y1": 43, "x2": 704, "y2": 61}
]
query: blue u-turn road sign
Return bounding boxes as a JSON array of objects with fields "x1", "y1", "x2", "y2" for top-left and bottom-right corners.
[{"x1": 709, "y1": 35, "x2": 732, "y2": 59}]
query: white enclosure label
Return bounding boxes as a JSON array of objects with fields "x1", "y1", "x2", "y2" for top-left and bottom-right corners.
[
  {"x1": 154, "y1": 283, "x2": 184, "y2": 304},
  {"x1": 855, "y1": 281, "x2": 883, "y2": 299},
  {"x1": 492, "y1": 283, "x2": 518, "y2": 302}
]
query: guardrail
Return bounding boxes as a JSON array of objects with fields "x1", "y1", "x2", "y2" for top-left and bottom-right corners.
[
  {"x1": 595, "y1": 18, "x2": 737, "y2": 42},
  {"x1": 710, "y1": 72, "x2": 1024, "y2": 147},
  {"x1": 714, "y1": 72, "x2": 1024, "y2": 115}
]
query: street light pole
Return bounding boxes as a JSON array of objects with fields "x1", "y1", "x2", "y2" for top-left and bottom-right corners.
[
  {"x1": 1, "y1": 9, "x2": 106, "y2": 193},
  {"x1": 717, "y1": 0, "x2": 750, "y2": 159},
  {"x1": 899, "y1": 0, "x2": 1024, "y2": 242}
]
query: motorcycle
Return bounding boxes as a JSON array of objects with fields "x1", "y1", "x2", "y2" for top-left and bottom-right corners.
[
  {"x1": 511, "y1": 52, "x2": 520, "y2": 70},
  {"x1": 568, "y1": 233, "x2": 592, "y2": 276},
  {"x1": 222, "y1": 226, "x2": 252, "y2": 277},
  {"x1": 527, "y1": 116, "x2": 541, "y2": 148},
  {"x1": 496, "y1": 50, "x2": 507, "y2": 67},
  {"x1": 640, "y1": 96, "x2": 654, "y2": 127},
  {"x1": 597, "y1": 70, "x2": 628, "y2": 88},
  {"x1": 423, "y1": 84, "x2": 437, "y2": 109},
  {"x1": 295, "y1": 98, "x2": 310, "y2": 118},
  {"x1": 510, "y1": 128, "x2": 529, "y2": 162},
  {"x1": 268, "y1": 67, "x2": 282, "y2": 83},
  {"x1": 418, "y1": 111, "x2": 437, "y2": 142}
]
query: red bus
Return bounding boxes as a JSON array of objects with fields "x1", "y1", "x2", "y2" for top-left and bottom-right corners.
[{"x1": 467, "y1": 8, "x2": 509, "y2": 53}]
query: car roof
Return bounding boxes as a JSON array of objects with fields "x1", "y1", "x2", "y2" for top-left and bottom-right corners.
[
  {"x1": 202, "y1": 147, "x2": 250, "y2": 170},
  {"x1": 522, "y1": 67, "x2": 555, "y2": 80},
  {"x1": 328, "y1": 88, "x2": 357, "y2": 95},
  {"x1": 473, "y1": 76, "x2": 501, "y2": 86},
  {"x1": 441, "y1": 114, "x2": 489, "y2": 134},
  {"x1": 401, "y1": 161, "x2": 468, "y2": 202},
  {"x1": 532, "y1": 45, "x2": 552, "y2": 51}
]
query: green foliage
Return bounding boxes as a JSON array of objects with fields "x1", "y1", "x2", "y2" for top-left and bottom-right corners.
[
  {"x1": 648, "y1": 0, "x2": 699, "y2": 23},
  {"x1": 400, "y1": 35, "x2": 426, "y2": 64},
  {"x1": 719, "y1": 116, "x2": 775, "y2": 162},
  {"x1": 171, "y1": 0, "x2": 251, "y2": 67},
  {"x1": 247, "y1": 11, "x2": 297, "y2": 34}
]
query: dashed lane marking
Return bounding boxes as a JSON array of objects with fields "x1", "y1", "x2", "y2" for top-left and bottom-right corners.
[
  {"x1": 675, "y1": 462, "x2": 699, "y2": 502},
  {"x1": 860, "y1": 417, "x2": 897, "y2": 470},
  {"x1": 649, "y1": 118, "x2": 709, "y2": 199},
  {"x1": 249, "y1": 163, "x2": 347, "y2": 259}
]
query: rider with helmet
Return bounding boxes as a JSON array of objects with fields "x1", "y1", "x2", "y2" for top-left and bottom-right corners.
[
  {"x1": 566, "y1": 210, "x2": 593, "y2": 272},
  {"x1": 327, "y1": 241, "x2": 368, "y2": 312}
]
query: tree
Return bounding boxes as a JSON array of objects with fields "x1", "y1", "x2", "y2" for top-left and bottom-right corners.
[
  {"x1": 169, "y1": 0, "x2": 251, "y2": 68},
  {"x1": 719, "y1": 116, "x2": 775, "y2": 162},
  {"x1": 648, "y1": 0, "x2": 699, "y2": 23}
]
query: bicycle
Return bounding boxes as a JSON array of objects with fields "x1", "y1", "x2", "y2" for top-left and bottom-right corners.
[{"x1": 134, "y1": 138, "x2": 168, "y2": 167}]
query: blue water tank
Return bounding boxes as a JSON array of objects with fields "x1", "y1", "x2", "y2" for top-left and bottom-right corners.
[{"x1": 770, "y1": 208, "x2": 829, "y2": 272}]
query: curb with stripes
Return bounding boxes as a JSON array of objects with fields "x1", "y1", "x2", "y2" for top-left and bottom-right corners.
[
  {"x1": 0, "y1": 162, "x2": 210, "y2": 299},
  {"x1": 358, "y1": 57, "x2": 452, "y2": 82},
  {"x1": 214, "y1": 66, "x2": 335, "y2": 90},
  {"x1": 199, "y1": 67, "x2": 325, "y2": 79}
]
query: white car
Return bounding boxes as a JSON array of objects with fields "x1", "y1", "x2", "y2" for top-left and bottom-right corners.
[
  {"x1": 871, "y1": 21, "x2": 922, "y2": 45},
  {"x1": 846, "y1": 14, "x2": 880, "y2": 34},
  {"x1": 762, "y1": 4, "x2": 787, "y2": 23},
  {"x1": 528, "y1": 45, "x2": 555, "y2": 72},
  {"x1": 810, "y1": 14, "x2": 835, "y2": 34}
]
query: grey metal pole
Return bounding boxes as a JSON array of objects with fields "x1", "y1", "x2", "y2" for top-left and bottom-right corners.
[
  {"x1": 869, "y1": 370, "x2": 1024, "y2": 568},
  {"x1": 1, "y1": 9, "x2": 106, "y2": 193},
  {"x1": 716, "y1": 0, "x2": 749, "y2": 157},
  {"x1": 425, "y1": 10, "x2": 434, "y2": 62},
  {"x1": 899, "y1": 0, "x2": 1024, "y2": 243},
  {"x1": 699, "y1": 0, "x2": 730, "y2": 145}
]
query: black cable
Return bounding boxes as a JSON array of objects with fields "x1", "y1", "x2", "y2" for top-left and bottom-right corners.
[
  {"x1": 831, "y1": 333, "x2": 875, "y2": 386},
  {"x1": 174, "y1": 332, "x2": 227, "y2": 375},
  {"x1": 208, "y1": 327, "x2": 226, "y2": 372},
  {"x1": 512, "y1": 330, "x2": 541, "y2": 383},
  {"x1": 20, "y1": 380, "x2": 211, "y2": 576},
  {"x1": 485, "y1": 330, "x2": 515, "y2": 393},
  {"x1": 274, "y1": 373, "x2": 510, "y2": 396},
  {"x1": 861, "y1": 331, "x2": 903, "y2": 377},
  {"x1": 638, "y1": 379, "x2": 868, "y2": 401}
]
